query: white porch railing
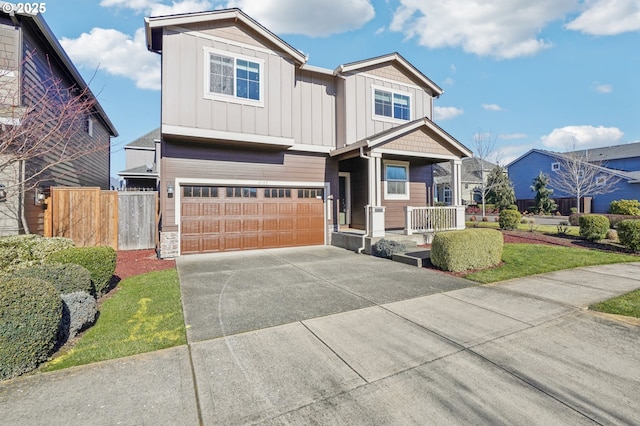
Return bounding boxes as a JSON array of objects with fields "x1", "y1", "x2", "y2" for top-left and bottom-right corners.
[{"x1": 404, "y1": 206, "x2": 463, "y2": 235}]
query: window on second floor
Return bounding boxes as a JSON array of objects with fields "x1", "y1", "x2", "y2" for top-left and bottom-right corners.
[
  {"x1": 551, "y1": 162, "x2": 560, "y2": 171},
  {"x1": 373, "y1": 87, "x2": 411, "y2": 122},
  {"x1": 205, "y1": 48, "x2": 263, "y2": 104}
]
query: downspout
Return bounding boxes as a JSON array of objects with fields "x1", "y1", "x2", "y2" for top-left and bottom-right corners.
[
  {"x1": 357, "y1": 146, "x2": 371, "y2": 254},
  {"x1": 19, "y1": 160, "x2": 30, "y2": 234}
]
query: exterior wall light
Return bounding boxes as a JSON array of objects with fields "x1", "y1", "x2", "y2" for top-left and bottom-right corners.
[
  {"x1": 167, "y1": 182, "x2": 174, "y2": 198},
  {"x1": 35, "y1": 187, "x2": 46, "y2": 205},
  {"x1": 0, "y1": 184, "x2": 6, "y2": 202}
]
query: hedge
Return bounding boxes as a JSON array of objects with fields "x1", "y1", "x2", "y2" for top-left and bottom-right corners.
[
  {"x1": 579, "y1": 214, "x2": 610, "y2": 242},
  {"x1": 47, "y1": 247, "x2": 117, "y2": 296},
  {"x1": 498, "y1": 209, "x2": 521, "y2": 230},
  {"x1": 617, "y1": 220, "x2": 640, "y2": 252},
  {"x1": 609, "y1": 199, "x2": 640, "y2": 216},
  {"x1": 0, "y1": 278, "x2": 62, "y2": 380},
  {"x1": 431, "y1": 229, "x2": 503, "y2": 272},
  {"x1": 0, "y1": 235, "x2": 74, "y2": 275},
  {"x1": 11, "y1": 263, "x2": 94, "y2": 296}
]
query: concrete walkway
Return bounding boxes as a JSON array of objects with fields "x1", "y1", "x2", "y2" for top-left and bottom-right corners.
[{"x1": 1, "y1": 247, "x2": 639, "y2": 425}]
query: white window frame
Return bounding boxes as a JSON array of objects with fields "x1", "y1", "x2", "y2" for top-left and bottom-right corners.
[
  {"x1": 203, "y1": 47, "x2": 264, "y2": 107},
  {"x1": 383, "y1": 160, "x2": 410, "y2": 200},
  {"x1": 551, "y1": 162, "x2": 560, "y2": 171},
  {"x1": 371, "y1": 85, "x2": 412, "y2": 124},
  {"x1": 86, "y1": 117, "x2": 94, "y2": 137}
]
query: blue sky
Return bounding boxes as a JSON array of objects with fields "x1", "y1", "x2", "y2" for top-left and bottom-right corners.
[{"x1": 43, "y1": 0, "x2": 640, "y2": 178}]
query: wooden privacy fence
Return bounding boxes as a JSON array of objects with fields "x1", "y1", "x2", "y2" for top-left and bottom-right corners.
[{"x1": 44, "y1": 188, "x2": 158, "y2": 250}]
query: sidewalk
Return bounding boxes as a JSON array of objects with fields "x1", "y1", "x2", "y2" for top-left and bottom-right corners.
[{"x1": 1, "y1": 254, "x2": 639, "y2": 425}]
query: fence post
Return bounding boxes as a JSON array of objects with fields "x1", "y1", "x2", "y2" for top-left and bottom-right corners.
[{"x1": 405, "y1": 206, "x2": 413, "y2": 235}]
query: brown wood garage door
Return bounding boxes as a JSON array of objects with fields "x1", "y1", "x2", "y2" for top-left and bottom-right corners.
[{"x1": 180, "y1": 186, "x2": 325, "y2": 254}]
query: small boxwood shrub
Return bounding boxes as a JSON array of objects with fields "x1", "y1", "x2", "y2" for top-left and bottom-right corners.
[
  {"x1": 498, "y1": 209, "x2": 521, "y2": 230},
  {"x1": 616, "y1": 219, "x2": 640, "y2": 252},
  {"x1": 609, "y1": 199, "x2": 640, "y2": 216},
  {"x1": 579, "y1": 214, "x2": 610, "y2": 242},
  {"x1": 0, "y1": 235, "x2": 74, "y2": 275},
  {"x1": 0, "y1": 278, "x2": 62, "y2": 380},
  {"x1": 59, "y1": 291, "x2": 97, "y2": 342},
  {"x1": 431, "y1": 229, "x2": 503, "y2": 272},
  {"x1": 11, "y1": 263, "x2": 94, "y2": 296},
  {"x1": 47, "y1": 247, "x2": 117, "y2": 296},
  {"x1": 372, "y1": 239, "x2": 407, "y2": 259}
]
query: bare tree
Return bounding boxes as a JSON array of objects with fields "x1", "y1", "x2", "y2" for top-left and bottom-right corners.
[
  {"x1": 0, "y1": 51, "x2": 101, "y2": 198},
  {"x1": 472, "y1": 131, "x2": 501, "y2": 219},
  {"x1": 550, "y1": 144, "x2": 622, "y2": 213}
]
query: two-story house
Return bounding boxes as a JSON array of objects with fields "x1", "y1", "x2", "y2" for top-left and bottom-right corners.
[
  {"x1": 145, "y1": 8, "x2": 471, "y2": 257},
  {"x1": 0, "y1": 6, "x2": 117, "y2": 235},
  {"x1": 118, "y1": 128, "x2": 160, "y2": 190}
]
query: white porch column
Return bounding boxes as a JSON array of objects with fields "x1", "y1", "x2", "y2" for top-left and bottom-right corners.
[
  {"x1": 450, "y1": 159, "x2": 462, "y2": 206},
  {"x1": 372, "y1": 152, "x2": 382, "y2": 206}
]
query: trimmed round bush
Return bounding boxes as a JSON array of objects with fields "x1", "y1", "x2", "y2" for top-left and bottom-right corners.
[
  {"x1": 47, "y1": 247, "x2": 117, "y2": 296},
  {"x1": 59, "y1": 291, "x2": 97, "y2": 342},
  {"x1": 11, "y1": 263, "x2": 94, "y2": 296},
  {"x1": 31, "y1": 237, "x2": 75, "y2": 264},
  {"x1": 0, "y1": 278, "x2": 62, "y2": 380},
  {"x1": 579, "y1": 214, "x2": 610, "y2": 242},
  {"x1": 431, "y1": 229, "x2": 503, "y2": 272},
  {"x1": 0, "y1": 235, "x2": 75, "y2": 276},
  {"x1": 617, "y1": 219, "x2": 640, "y2": 252},
  {"x1": 498, "y1": 209, "x2": 521, "y2": 230},
  {"x1": 609, "y1": 199, "x2": 640, "y2": 216},
  {"x1": 372, "y1": 239, "x2": 407, "y2": 259}
]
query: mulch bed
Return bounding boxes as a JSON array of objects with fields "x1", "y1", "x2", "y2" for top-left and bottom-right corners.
[{"x1": 115, "y1": 249, "x2": 176, "y2": 281}]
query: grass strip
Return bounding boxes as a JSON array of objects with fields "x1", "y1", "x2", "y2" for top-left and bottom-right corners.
[
  {"x1": 464, "y1": 243, "x2": 639, "y2": 284},
  {"x1": 591, "y1": 289, "x2": 640, "y2": 318},
  {"x1": 43, "y1": 269, "x2": 186, "y2": 371}
]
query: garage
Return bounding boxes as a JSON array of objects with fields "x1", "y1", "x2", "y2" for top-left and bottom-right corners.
[{"x1": 180, "y1": 185, "x2": 325, "y2": 254}]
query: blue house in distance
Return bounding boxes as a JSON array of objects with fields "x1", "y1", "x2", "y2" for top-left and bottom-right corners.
[{"x1": 507, "y1": 142, "x2": 640, "y2": 214}]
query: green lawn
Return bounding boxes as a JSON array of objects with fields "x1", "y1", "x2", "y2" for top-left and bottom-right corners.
[
  {"x1": 464, "y1": 243, "x2": 639, "y2": 284},
  {"x1": 590, "y1": 289, "x2": 640, "y2": 318},
  {"x1": 43, "y1": 269, "x2": 186, "y2": 372},
  {"x1": 466, "y1": 221, "x2": 580, "y2": 236}
]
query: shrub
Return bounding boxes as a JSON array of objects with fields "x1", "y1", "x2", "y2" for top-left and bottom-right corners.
[
  {"x1": 557, "y1": 221, "x2": 570, "y2": 235},
  {"x1": 11, "y1": 263, "x2": 94, "y2": 296},
  {"x1": 431, "y1": 229, "x2": 503, "y2": 272},
  {"x1": 372, "y1": 239, "x2": 407, "y2": 259},
  {"x1": 506, "y1": 205, "x2": 518, "y2": 211},
  {"x1": 59, "y1": 291, "x2": 97, "y2": 342},
  {"x1": 568, "y1": 213, "x2": 582, "y2": 226},
  {"x1": 0, "y1": 235, "x2": 74, "y2": 275},
  {"x1": 609, "y1": 199, "x2": 640, "y2": 216},
  {"x1": 579, "y1": 214, "x2": 610, "y2": 242},
  {"x1": 498, "y1": 209, "x2": 521, "y2": 230},
  {"x1": 0, "y1": 278, "x2": 62, "y2": 380},
  {"x1": 617, "y1": 220, "x2": 640, "y2": 252},
  {"x1": 48, "y1": 247, "x2": 117, "y2": 296},
  {"x1": 606, "y1": 229, "x2": 618, "y2": 242}
]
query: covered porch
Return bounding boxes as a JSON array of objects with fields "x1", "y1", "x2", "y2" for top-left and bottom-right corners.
[{"x1": 329, "y1": 117, "x2": 472, "y2": 248}]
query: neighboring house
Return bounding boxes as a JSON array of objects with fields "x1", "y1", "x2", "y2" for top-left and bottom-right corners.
[
  {"x1": 433, "y1": 157, "x2": 496, "y2": 205},
  {"x1": 118, "y1": 128, "x2": 160, "y2": 190},
  {"x1": 0, "y1": 6, "x2": 117, "y2": 236},
  {"x1": 508, "y1": 144, "x2": 640, "y2": 214},
  {"x1": 145, "y1": 8, "x2": 471, "y2": 257}
]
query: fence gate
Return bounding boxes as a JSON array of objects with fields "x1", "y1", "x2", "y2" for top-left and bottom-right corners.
[
  {"x1": 45, "y1": 187, "x2": 118, "y2": 249},
  {"x1": 118, "y1": 191, "x2": 158, "y2": 250}
]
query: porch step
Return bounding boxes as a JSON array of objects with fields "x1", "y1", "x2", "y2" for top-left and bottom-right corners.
[{"x1": 392, "y1": 249, "x2": 431, "y2": 268}]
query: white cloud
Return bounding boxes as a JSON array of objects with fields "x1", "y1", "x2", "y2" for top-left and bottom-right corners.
[
  {"x1": 540, "y1": 125, "x2": 624, "y2": 150},
  {"x1": 566, "y1": 0, "x2": 640, "y2": 35},
  {"x1": 375, "y1": 26, "x2": 386, "y2": 35},
  {"x1": 593, "y1": 83, "x2": 613, "y2": 94},
  {"x1": 60, "y1": 28, "x2": 160, "y2": 90},
  {"x1": 389, "y1": 0, "x2": 577, "y2": 59},
  {"x1": 497, "y1": 142, "x2": 537, "y2": 165},
  {"x1": 225, "y1": 0, "x2": 375, "y2": 37},
  {"x1": 100, "y1": 0, "x2": 213, "y2": 15},
  {"x1": 499, "y1": 133, "x2": 527, "y2": 140},
  {"x1": 482, "y1": 103, "x2": 503, "y2": 111},
  {"x1": 434, "y1": 106, "x2": 463, "y2": 121},
  {"x1": 442, "y1": 77, "x2": 455, "y2": 86}
]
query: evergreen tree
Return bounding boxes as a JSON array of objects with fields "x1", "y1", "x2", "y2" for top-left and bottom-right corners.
[
  {"x1": 531, "y1": 172, "x2": 557, "y2": 214},
  {"x1": 485, "y1": 165, "x2": 516, "y2": 210}
]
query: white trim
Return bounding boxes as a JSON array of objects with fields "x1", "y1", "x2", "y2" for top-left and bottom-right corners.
[
  {"x1": 551, "y1": 162, "x2": 560, "y2": 171},
  {"x1": 359, "y1": 72, "x2": 422, "y2": 91},
  {"x1": 383, "y1": 160, "x2": 410, "y2": 201},
  {"x1": 162, "y1": 124, "x2": 295, "y2": 147},
  {"x1": 299, "y1": 64, "x2": 334, "y2": 76},
  {"x1": 170, "y1": 26, "x2": 275, "y2": 56},
  {"x1": 203, "y1": 46, "x2": 265, "y2": 107},
  {"x1": 124, "y1": 146, "x2": 156, "y2": 152},
  {"x1": 371, "y1": 84, "x2": 412, "y2": 124},
  {"x1": 338, "y1": 172, "x2": 351, "y2": 226},
  {"x1": 375, "y1": 148, "x2": 459, "y2": 161},
  {"x1": 287, "y1": 144, "x2": 333, "y2": 154},
  {"x1": 0, "y1": 69, "x2": 16, "y2": 77}
]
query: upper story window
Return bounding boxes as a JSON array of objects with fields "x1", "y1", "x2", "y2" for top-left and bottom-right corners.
[
  {"x1": 85, "y1": 117, "x2": 94, "y2": 137},
  {"x1": 551, "y1": 162, "x2": 560, "y2": 171},
  {"x1": 373, "y1": 86, "x2": 411, "y2": 122},
  {"x1": 205, "y1": 47, "x2": 264, "y2": 105}
]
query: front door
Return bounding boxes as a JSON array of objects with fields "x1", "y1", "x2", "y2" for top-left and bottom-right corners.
[{"x1": 338, "y1": 173, "x2": 351, "y2": 226}]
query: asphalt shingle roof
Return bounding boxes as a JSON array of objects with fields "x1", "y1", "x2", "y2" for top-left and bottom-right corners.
[{"x1": 125, "y1": 128, "x2": 160, "y2": 149}]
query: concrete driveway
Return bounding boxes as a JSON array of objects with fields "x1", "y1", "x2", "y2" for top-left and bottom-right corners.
[{"x1": 1, "y1": 247, "x2": 639, "y2": 425}]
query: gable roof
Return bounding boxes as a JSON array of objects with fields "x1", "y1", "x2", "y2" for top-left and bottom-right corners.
[
  {"x1": 1, "y1": 6, "x2": 118, "y2": 137},
  {"x1": 145, "y1": 8, "x2": 307, "y2": 64},
  {"x1": 330, "y1": 117, "x2": 472, "y2": 159},
  {"x1": 568, "y1": 141, "x2": 640, "y2": 162},
  {"x1": 335, "y1": 53, "x2": 443, "y2": 96},
  {"x1": 125, "y1": 128, "x2": 160, "y2": 149},
  {"x1": 433, "y1": 157, "x2": 497, "y2": 184}
]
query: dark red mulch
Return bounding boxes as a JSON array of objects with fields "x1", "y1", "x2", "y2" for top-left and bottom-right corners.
[{"x1": 115, "y1": 249, "x2": 176, "y2": 281}]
